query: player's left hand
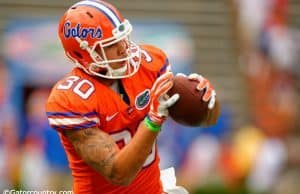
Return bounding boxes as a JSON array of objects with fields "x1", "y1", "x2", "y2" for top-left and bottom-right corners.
[
  {"x1": 148, "y1": 72, "x2": 180, "y2": 125},
  {"x1": 177, "y1": 73, "x2": 216, "y2": 109}
]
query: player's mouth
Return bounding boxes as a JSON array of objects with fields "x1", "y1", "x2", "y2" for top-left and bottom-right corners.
[{"x1": 109, "y1": 61, "x2": 126, "y2": 70}]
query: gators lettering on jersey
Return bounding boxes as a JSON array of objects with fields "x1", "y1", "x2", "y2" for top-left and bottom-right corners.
[{"x1": 46, "y1": 45, "x2": 170, "y2": 194}]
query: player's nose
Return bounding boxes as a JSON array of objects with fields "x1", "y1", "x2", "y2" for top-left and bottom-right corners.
[{"x1": 118, "y1": 40, "x2": 128, "y2": 56}]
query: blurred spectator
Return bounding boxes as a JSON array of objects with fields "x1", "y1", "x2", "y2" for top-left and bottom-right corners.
[
  {"x1": 159, "y1": 119, "x2": 189, "y2": 169},
  {"x1": 247, "y1": 137, "x2": 287, "y2": 193},
  {"x1": 20, "y1": 88, "x2": 71, "y2": 190},
  {"x1": 272, "y1": 168, "x2": 300, "y2": 194},
  {"x1": 271, "y1": 135, "x2": 300, "y2": 194},
  {"x1": 178, "y1": 134, "x2": 221, "y2": 191},
  {"x1": 235, "y1": 0, "x2": 269, "y2": 52},
  {"x1": 253, "y1": 70, "x2": 297, "y2": 138},
  {"x1": 0, "y1": 58, "x2": 20, "y2": 190},
  {"x1": 174, "y1": 107, "x2": 233, "y2": 192},
  {"x1": 234, "y1": 0, "x2": 300, "y2": 194},
  {"x1": 242, "y1": 0, "x2": 298, "y2": 138}
]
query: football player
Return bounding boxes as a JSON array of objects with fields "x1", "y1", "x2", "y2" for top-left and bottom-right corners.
[{"x1": 45, "y1": 0, "x2": 217, "y2": 193}]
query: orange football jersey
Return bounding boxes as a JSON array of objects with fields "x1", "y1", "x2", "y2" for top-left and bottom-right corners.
[{"x1": 46, "y1": 45, "x2": 170, "y2": 194}]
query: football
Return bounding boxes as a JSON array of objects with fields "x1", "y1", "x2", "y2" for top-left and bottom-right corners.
[{"x1": 167, "y1": 75, "x2": 220, "y2": 127}]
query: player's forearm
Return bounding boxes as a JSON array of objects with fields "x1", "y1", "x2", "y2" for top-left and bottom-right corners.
[{"x1": 110, "y1": 121, "x2": 159, "y2": 185}]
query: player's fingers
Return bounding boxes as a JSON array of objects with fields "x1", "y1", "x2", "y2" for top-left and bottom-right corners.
[
  {"x1": 196, "y1": 80, "x2": 209, "y2": 91},
  {"x1": 188, "y1": 73, "x2": 198, "y2": 80},
  {"x1": 176, "y1": 73, "x2": 187, "y2": 77},
  {"x1": 154, "y1": 80, "x2": 173, "y2": 97},
  {"x1": 202, "y1": 87, "x2": 213, "y2": 102},
  {"x1": 165, "y1": 93, "x2": 180, "y2": 107},
  {"x1": 208, "y1": 90, "x2": 216, "y2": 109},
  {"x1": 151, "y1": 72, "x2": 173, "y2": 92},
  {"x1": 188, "y1": 73, "x2": 203, "y2": 82}
]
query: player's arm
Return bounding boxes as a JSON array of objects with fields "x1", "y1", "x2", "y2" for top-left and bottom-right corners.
[{"x1": 64, "y1": 124, "x2": 158, "y2": 186}]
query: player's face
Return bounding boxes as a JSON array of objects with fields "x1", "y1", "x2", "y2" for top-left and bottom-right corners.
[{"x1": 97, "y1": 39, "x2": 129, "y2": 70}]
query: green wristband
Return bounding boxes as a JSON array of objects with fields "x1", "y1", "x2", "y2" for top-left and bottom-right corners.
[{"x1": 144, "y1": 116, "x2": 161, "y2": 132}]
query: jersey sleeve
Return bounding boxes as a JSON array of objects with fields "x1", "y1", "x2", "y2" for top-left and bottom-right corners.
[
  {"x1": 140, "y1": 44, "x2": 171, "y2": 77},
  {"x1": 45, "y1": 80, "x2": 100, "y2": 132}
]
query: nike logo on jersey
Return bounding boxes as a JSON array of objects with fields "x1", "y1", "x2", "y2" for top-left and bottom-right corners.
[{"x1": 106, "y1": 112, "x2": 119, "y2": 121}]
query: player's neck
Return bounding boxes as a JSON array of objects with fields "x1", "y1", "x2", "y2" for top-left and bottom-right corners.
[{"x1": 98, "y1": 78, "x2": 117, "y2": 86}]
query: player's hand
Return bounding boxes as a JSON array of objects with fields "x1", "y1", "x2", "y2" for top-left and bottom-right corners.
[
  {"x1": 177, "y1": 73, "x2": 216, "y2": 109},
  {"x1": 148, "y1": 72, "x2": 180, "y2": 125}
]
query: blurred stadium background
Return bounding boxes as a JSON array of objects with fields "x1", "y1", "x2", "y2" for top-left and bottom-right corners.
[{"x1": 0, "y1": 0, "x2": 300, "y2": 193}]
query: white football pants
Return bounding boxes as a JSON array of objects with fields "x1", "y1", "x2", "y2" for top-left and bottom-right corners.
[{"x1": 160, "y1": 167, "x2": 189, "y2": 194}]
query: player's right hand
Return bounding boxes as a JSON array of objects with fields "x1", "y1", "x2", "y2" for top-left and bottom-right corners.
[
  {"x1": 148, "y1": 72, "x2": 180, "y2": 125},
  {"x1": 187, "y1": 73, "x2": 216, "y2": 109},
  {"x1": 177, "y1": 73, "x2": 216, "y2": 110}
]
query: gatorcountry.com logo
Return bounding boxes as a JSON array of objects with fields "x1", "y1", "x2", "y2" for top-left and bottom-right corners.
[{"x1": 63, "y1": 21, "x2": 102, "y2": 38}]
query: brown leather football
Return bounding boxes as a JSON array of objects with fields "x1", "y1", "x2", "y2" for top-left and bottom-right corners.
[{"x1": 167, "y1": 75, "x2": 219, "y2": 127}]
